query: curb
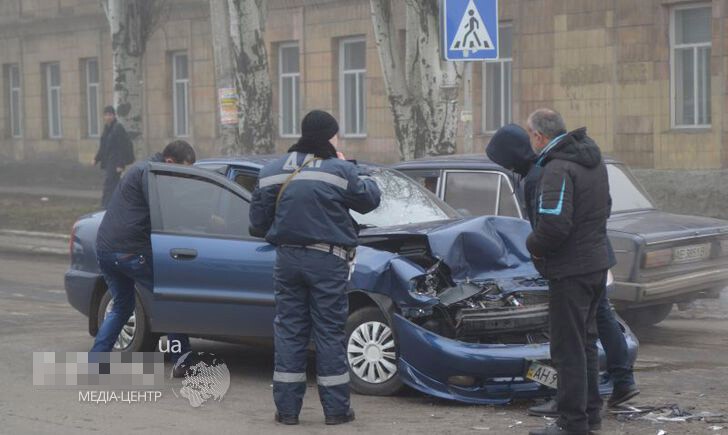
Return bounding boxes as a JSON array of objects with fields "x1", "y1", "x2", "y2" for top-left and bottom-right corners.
[
  {"x1": 0, "y1": 243, "x2": 68, "y2": 258},
  {"x1": 0, "y1": 229, "x2": 70, "y2": 240},
  {"x1": 0, "y1": 228, "x2": 69, "y2": 258}
]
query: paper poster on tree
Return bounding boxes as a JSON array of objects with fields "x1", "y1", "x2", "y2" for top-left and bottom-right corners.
[{"x1": 218, "y1": 88, "x2": 238, "y2": 125}]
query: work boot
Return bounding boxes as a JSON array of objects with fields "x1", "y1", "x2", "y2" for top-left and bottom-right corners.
[
  {"x1": 528, "y1": 401, "x2": 601, "y2": 432},
  {"x1": 529, "y1": 422, "x2": 598, "y2": 435},
  {"x1": 325, "y1": 408, "x2": 355, "y2": 425},
  {"x1": 171, "y1": 352, "x2": 194, "y2": 379},
  {"x1": 275, "y1": 412, "x2": 299, "y2": 425},
  {"x1": 608, "y1": 384, "x2": 640, "y2": 407},
  {"x1": 529, "y1": 399, "x2": 559, "y2": 417}
]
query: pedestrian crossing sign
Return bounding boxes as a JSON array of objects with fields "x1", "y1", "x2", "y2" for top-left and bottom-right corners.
[{"x1": 442, "y1": 0, "x2": 499, "y2": 61}]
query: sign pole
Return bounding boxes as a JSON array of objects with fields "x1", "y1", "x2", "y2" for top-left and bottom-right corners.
[{"x1": 462, "y1": 62, "x2": 473, "y2": 154}]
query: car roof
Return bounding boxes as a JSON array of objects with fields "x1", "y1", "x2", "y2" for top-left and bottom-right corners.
[
  {"x1": 196, "y1": 154, "x2": 382, "y2": 170},
  {"x1": 392, "y1": 153, "x2": 621, "y2": 170},
  {"x1": 197, "y1": 154, "x2": 281, "y2": 169}
]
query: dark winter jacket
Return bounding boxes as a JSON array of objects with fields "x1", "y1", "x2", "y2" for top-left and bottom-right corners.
[
  {"x1": 95, "y1": 120, "x2": 135, "y2": 171},
  {"x1": 96, "y1": 153, "x2": 164, "y2": 255},
  {"x1": 249, "y1": 151, "x2": 381, "y2": 248},
  {"x1": 525, "y1": 128, "x2": 616, "y2": 280},
  {"x1": 486, "y1": 124, "x2": 540, "y2": 223}
]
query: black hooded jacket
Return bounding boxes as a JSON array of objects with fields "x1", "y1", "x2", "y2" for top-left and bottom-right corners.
[
  {"x1": 525, "y1": 128, "x2": 615, "y2": 280},
  {"x1": 486, "y1": 124, "x2": 541, "y2": 223},
  {"x1": 96, "y1": 153, "x2": 164, "y2": 255}
]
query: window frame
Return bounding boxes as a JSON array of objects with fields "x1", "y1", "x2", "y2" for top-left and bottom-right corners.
[
  {"x1": 338, "y1": 36, "x2": 367, "y2": 138},
  {"x1": 670, "y1": 3, "x2": 712, "y2": 129},
  {"x1": 441, "y1": 169, "x2": 522, "y2": 218},
  {"x1": 172, "y1": 52, "x2": 190, "y2": 138},
  {"x1": 45, "y1": 62, "x2": 62, "y2": 139},
  {"x1": 278, "y1": 41, "x2": 301, "y2": 138},
  {"x1": 482, "y1": 23, "x2": 513, "y2": 134},
  {"x1": 151, "y1": 172, "x2": 253, "y2": 240},
  {"x1": 85, "y1": 58, "x2": 101, "y2": 138},
  {"x1": 8, "y1": 64, "x2": 22, "y2": 138}
]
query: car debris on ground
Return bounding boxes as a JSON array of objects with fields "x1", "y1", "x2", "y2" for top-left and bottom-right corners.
[{"x1": 611, "y1": 403, "x2": 726, "y2": 426}]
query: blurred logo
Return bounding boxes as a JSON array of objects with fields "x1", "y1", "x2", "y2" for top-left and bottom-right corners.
[{"x1": 171, "y1": 352, "x2": 230, "y2": 408}]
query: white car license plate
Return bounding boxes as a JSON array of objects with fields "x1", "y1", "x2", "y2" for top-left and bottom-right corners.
[
  {"x1": 673, "y1": 243, "x2": 711, "y2": 264},
  {"x1": 526, "y1": 361, "x2": 558, "y2": 389}
]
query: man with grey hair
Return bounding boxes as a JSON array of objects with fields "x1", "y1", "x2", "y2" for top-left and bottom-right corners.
[{"x1": 525, "y1": 109, "x2": 615, "y2": 435}]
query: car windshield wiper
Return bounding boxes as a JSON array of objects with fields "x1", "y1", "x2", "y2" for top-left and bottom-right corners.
[{"x1": 358, "y1": 224, "x2": 378, "y2": 229}]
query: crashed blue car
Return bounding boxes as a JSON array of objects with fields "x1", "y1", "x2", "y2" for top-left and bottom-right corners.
[{"x1": 64, "y1": 156, "x2": 638, "y2": 404}]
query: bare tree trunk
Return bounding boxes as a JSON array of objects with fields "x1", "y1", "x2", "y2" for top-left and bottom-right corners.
[
  {"x1": 210, "y1": 0, "x2": 241, "y2": 154},
  {"x1": 225, "y1": 0, "x2": 274, "y2": 155},
  {"x1": 370, "y1": 0, "x2": 462, "y2": 160},
  {"x1": 101, "y1": 0, "x2": 168, "y2": 157}
]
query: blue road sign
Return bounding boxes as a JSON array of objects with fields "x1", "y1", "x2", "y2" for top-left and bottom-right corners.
[{"x1": 442, "y1": 0, "x2": 499, "y2": 61}]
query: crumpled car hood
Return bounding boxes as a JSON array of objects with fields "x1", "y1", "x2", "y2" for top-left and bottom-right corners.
[
  {"x1": 359, "y1": 216, "x2": 538, "y2": 281},
  {"x1": 424, "y1": 216, "x2": 538, "y2": 281},
  {"x1": 351, "y1": 216, "x2": 542, "y2": 309}
]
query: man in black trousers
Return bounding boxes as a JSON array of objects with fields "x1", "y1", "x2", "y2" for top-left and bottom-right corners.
[
  {"x1": 486, "y1": 124, "x2": 639, "y2": 419},
  {"x1": 94, "y1": 106, "x2": 134, "y2": 208},
  {"x1": 525, "y1": 109, "x2": 615, "y2": 435}
]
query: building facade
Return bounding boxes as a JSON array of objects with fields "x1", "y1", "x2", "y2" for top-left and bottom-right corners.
[{"x1": 0, "y1": 0, "x2": 726, "y2": 169}]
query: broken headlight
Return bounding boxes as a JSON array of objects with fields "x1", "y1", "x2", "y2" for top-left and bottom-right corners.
[{"x1": 409, "y1": 259, "x2": 454, "y2": 297}]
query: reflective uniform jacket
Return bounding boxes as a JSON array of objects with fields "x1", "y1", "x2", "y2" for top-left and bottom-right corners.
[{"x1": 249, "y1": 152, "x2": 382, "y2": 248}]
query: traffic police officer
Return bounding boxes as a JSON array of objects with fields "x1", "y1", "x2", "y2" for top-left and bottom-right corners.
[{"x1": 249, "y1": 110, "x2": 381, "y2": 425}]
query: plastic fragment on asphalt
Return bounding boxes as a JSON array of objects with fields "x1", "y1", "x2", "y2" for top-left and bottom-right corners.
[
  {"x1": 611, "y1": 403, "x2": 725, "y2": 425},
  {"x1": 709, "y1": 426, "x2": 724, "y2": 431},
  {"x1": 657, "y1": 430, "x2": 667, "y2": 435},
  {"x1": 507, "y1": 420, "x2": 522, "y2": 428}
]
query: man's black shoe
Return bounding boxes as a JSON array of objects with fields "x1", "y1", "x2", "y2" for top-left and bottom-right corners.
[
  {"x1": 171, "y1": 352, "x2": 194, "y2": 379},
  {"x1": 608, "y1": 384, "x2": 640, "y2": 408},
  {"x1": 528, "y1": 399, "x2": 559, "y2": 417},
  {"x1": 325, "y1": 408, "x2": 355, "y2": 425},
  {"x1": 275, "y1": 412, "x2": 299, "y2": 425},
  {"x1": 530, "y1": 422, "x2": 599, "y2": 435}
]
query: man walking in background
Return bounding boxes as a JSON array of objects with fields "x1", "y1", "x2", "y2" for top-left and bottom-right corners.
[
  {"x1": 94, "y1": 106, "x2": 135, "y2": 208},
  {"x1": 523, "y1": 109, "x2": 615, "y2": 435}
]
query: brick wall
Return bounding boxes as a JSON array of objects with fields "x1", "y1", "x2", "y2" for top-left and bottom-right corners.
[{"x1": 0, "y1": 0, "x2": 726, "y2": 169}]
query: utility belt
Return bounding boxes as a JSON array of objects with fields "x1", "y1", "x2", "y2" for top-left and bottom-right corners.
[{"x1": 281, "y1": 243, "x2": 356, "y2": 262}]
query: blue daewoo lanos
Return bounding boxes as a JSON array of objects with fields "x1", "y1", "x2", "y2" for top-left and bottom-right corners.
[{"x1": 64, "y1": 156, "x2": 638, "y2": 404}]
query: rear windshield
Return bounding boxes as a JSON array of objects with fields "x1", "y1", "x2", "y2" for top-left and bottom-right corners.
[{"x1": 607, "y1": 164, "x2": 655, "y2": 213}]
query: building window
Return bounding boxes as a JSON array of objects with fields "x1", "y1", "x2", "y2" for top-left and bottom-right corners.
[
  {"x1": 279, "y1": 42, "x2": 300, "y2": 137},
  {"x1": 483, "y1": 25, "x2": 512, "y2": 133},
  {"x1": 44, "y1": 62, "x2": 62, "y2": 139},
  {"x1": 6, "y1": 64, "x2": 22, "y2": 138},
  {"x1": 339, "y1": 37, "x2": 366, "y2": 137},
  {"x1": 172, "y1": 52, "x2": 189, "y2": 137},
  {"x1": 85, "y1": 58, "x2": 101, "y2": 137},
  {"x1": 671, "y1": 4, "x2": 711, "y2": 127}
]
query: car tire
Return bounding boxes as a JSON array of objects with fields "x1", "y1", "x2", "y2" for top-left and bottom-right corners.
[
  {"x1": 345, "y1": 306, "x2": 403, "y2": 396},
  {"x1": 621, "y1": 303, "x2": 673, "y2": 327},
  {"x1": 97, "y1": 289, "x2": 157, "y2": 352}
]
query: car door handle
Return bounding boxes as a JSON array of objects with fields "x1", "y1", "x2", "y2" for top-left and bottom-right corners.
[{"x1": 170, "y1": 248, "x2": 197, "y2": 261}]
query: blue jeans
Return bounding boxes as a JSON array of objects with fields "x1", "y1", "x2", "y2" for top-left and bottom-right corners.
[
  {"x1": 596, "y1": 290, "x2": 635, "y2": 389},
  {"x1": 90, "y1": 251, "x2": 190, "y2": 356}
]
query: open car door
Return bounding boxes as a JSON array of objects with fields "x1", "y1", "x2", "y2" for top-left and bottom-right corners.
[{"x1": 146, "y1": 163, "x2": 276, "y2": 337}]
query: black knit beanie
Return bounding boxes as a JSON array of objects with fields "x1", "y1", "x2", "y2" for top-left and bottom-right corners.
[{"x1": 288, "y1": 110, "x2": 339, "y2": 159}]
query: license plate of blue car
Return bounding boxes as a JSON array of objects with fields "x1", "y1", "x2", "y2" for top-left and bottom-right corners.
[{"x1": 526, "y1": 361, "x2": 558, "y2": 389}]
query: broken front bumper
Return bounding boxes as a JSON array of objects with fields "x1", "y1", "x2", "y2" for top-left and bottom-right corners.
[{"x1": 393, "y1": 314, "x2": 639, "y2": 405}]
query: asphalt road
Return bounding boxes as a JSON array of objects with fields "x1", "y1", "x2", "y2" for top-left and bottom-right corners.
[{"x1": 1, "y1": 252, "x2": 727, "y2": 434}]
